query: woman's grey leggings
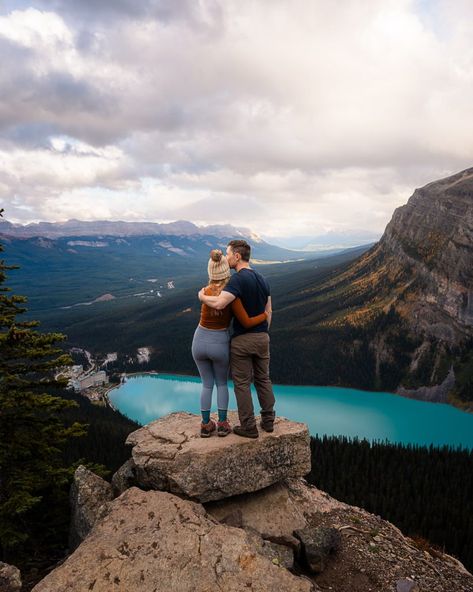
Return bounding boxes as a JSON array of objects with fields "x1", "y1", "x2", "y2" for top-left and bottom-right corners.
[{"x1": 191, "y1": 325, "x2": 230, "y2": 411}]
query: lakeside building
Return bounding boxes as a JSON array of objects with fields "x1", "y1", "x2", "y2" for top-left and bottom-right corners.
[{"x1": 71, "y1": 370, "x2": 109, "y2": 393}]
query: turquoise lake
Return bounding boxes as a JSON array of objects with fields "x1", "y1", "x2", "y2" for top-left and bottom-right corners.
[{"x1": 108, "y1": 373, "x2": 473, "y2": 450}]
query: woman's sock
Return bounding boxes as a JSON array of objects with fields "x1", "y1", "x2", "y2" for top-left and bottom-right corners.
[
  {"x1": 218, "y1": 408, "x2": 227, "y2": 422},
  {"x1": 201, "y1": 409, "x2": 211, "y2": 424}
]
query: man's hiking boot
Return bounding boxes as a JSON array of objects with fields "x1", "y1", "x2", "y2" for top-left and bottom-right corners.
[
  {"x1": 200, "y1": 419, "x2": 216, "y2": 438},
  {"x1": 217, "y1": 419, "x2": 232, "y2": 437},
  {"x1": 259, "y1": 420, "x2": 274, "y2": 433},
  {"x1": 233, "y1": 425, "x2": 259, "y2": 439}
]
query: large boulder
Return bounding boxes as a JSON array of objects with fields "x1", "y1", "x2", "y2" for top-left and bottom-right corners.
[
  {"x1": 32, "y1": 487, "x2": 313, "y2": 592},
  {"x1": 0, "y1": 562, "x2": 21, "y2": 592},
  {"x1": 69, "y1": 465, "x2": 114, "y2": 550},
  {"x1": 205, "y1": 480, "x2": 307, "y2": 550},
  {"x1": 124, "y1": 411, "x2": 311, "y2": 502}
]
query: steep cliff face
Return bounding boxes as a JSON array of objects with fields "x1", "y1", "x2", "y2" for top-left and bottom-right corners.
[
  {"x1": 312, "y1": 168, "x2": 473, "y2": 344},
  {"x1": 378, "y1": 167, "x2": 473, "y2": 343},
  {"x1": 272, "y1": 167, "x2": 473, "y2": 405}
]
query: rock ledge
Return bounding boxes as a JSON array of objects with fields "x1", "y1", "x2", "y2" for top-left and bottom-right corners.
[{"x1": 125, "y1": 411, "x2": 311, "y2": 502}]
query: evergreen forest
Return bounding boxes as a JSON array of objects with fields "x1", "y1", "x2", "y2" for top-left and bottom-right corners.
[{"x1": 306, "y1": 435, "x2": 473, "y2": 574}]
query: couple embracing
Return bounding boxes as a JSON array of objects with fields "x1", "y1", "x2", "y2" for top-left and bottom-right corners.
[{"x1": 192, "y1": 239, "x2": 276, "y2": 439}]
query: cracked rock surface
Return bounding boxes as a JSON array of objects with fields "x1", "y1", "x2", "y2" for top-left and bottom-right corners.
[{"x1": 32, "y1": 487, "x2": 312, "y2": 592}]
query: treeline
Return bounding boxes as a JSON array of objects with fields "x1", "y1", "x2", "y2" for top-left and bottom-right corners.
[
  {"x1": 8, "y1": 391, "x2": 140, "y2": 591},
  {"x1": 59, "y1": 389, "x2": 140, "y2": 476},
  {"x1": 306, "y1": 434, "x2": 473, "y2": 573}
]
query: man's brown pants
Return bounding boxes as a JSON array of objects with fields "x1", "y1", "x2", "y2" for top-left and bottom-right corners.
[{"x1": 230, "y1": 332, "x2": 276, "y2": 431}]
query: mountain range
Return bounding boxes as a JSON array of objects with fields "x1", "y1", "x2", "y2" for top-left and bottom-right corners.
[
  {"x1": 0, "y1": 218, "x2": 262, "y2": 241},
  {"x1": 0, "y1": 225, "x2": 323, "y2": 314}
]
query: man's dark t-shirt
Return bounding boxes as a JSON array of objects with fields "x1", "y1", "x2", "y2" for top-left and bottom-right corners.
[{"x1": 223, "y1": 268, "x2": 270, "y2": 337}]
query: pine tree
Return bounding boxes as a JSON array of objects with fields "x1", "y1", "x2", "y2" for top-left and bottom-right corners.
[{"x1": 0, "y1": 209, "x2": 87, "y2": 564}]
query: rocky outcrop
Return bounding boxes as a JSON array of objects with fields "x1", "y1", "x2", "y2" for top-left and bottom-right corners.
[
  {"x1": 69, "y1": 465, "x2": 114, "y2": 551},
  {"x1": 33, "y1": 487, "x2": 312, "y2": 592},
  {"x1": 32, "y1": 412, "x2": 473, "y2": 592},
  {"x1": 207, "y1": 476, "x2": 473, "y2": 591},
  {"x1": 395, "y1": 365, "x2": 456, "y2": 402},
  {"x1": 125, "y1": 411, "x2": 311, "y2": 502}
]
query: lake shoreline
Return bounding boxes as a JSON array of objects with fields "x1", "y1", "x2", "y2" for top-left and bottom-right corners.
[
  {"x1": 104, "y1": 369, "x2": 473, "y2": 417},
  {"x1": 106, "y1": 372, "x2": 473, "y2": 451}
]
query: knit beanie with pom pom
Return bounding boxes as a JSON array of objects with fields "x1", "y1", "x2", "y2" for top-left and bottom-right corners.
[{"x1": 207, "y1": 249, "x2": 231, "y2": 281}]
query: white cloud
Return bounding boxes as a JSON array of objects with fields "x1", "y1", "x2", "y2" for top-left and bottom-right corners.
[{"x1": 1, "y1": 0, "x2": 473, "y2": 236}]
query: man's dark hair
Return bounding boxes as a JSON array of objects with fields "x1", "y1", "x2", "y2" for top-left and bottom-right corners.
[{"x1": 228, "y1": 239, "x2": 251, "y2": 262}]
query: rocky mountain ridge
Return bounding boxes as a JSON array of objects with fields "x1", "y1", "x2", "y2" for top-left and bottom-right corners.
[
  {"x1": 378, "y1": 168, "x2": 473, "y2": 344},
  {"x1": 19, "y1": 412, "x2": 473, "y2": 592},
  {"x1": 308, "y1": 167, "x2": 473, "y2": 344},
  {"x1": 0, "y1": 218, "x2": 262, "y2": 242}
]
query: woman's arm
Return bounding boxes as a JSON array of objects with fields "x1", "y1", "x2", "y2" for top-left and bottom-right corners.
[
  {"x1": 231, "y1": 298, "x2": 267, "y2": 329},
  {"x1": 265, "y1": 296, "x2": 272, "y2": 329}
]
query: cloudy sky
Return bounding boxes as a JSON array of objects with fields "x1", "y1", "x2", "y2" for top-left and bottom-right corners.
[{"x1": 1, "y1": 0, "x2": 473, "y2": 239}]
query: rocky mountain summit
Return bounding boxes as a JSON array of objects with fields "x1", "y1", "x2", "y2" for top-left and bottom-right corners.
[{"x1": 25, "y1": 412, "x2": 472, "y2": 592}]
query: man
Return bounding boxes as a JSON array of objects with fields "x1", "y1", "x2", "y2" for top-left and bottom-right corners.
[{"x1": 198, "y1": 239, "x2": 275, "y2": 438}]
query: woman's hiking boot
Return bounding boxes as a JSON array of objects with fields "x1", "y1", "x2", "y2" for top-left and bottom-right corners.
[
  {"x1": 217, "y1": 419, "x2": 232, "y2": 437},
  {"x1": 200, "y1": 419, "x2": 216, "y2": 438}
]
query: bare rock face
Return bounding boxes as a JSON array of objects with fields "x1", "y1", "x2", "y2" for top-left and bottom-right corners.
[
  {"x1": 125, "y1": 411, "x2": 311, "y2": 502},
  {"x1": 111, "y1": 457, "x2": 138, "y2": 497},
  {"x1": 203, "y1": 478, "x2": 354, "y2": 570},
  {"x1": 294, "y1": 526, "x2": 342, "y2": 573},
  {"x1": 0, "y1": 562, "x2": 22, "y2": 592},
  {"x1": 395, "y1": 364, "x2": 456, "y2": 402},
  {"x1": 205, "y1": 480, "x2": 307, "y2": 547},
  {"x1": 378, "y1": 167, "x2": 473, "y2": 344},
  {"x1": 69, "y1": 465, "x2": 114, "y2": 551},
  {"x1": 33, "y1": 472, "x2": 473, "y2": 592},
  {"x1": 32, "y1": 487, "x2": 313, "y2": 592}
]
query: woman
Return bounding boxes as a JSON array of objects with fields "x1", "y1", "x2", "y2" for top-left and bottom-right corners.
[{"x1": 192, "y1": 249, "x2": 267, "y2": 437}]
